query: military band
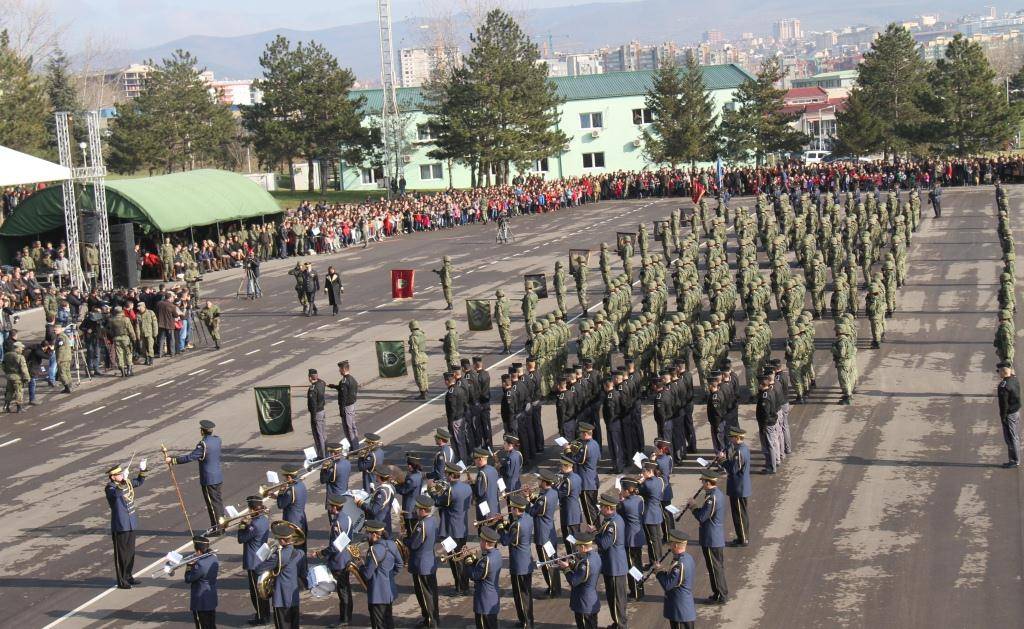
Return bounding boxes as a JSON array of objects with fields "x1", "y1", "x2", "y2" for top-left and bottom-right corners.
[
  {"x1": 184, "y1": 535, "x2": 219, "y2": 629},
  {"x1": 237, "y1": 495, "x2": 271, "y2": 625}
]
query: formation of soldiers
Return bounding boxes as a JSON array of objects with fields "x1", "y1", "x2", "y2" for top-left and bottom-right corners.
[{"x1": 995, "y1": 184, "x2": 1016, "y2": 365}]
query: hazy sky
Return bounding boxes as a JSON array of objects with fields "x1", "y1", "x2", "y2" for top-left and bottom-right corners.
[{"x1": 51, "y1": 0, "x2": 618, "y2": 49}]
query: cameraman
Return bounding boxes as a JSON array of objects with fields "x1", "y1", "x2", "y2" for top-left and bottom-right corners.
[
  {"x1": 79, "y1": 306, "x2": 106, "y2": 376},
  {"x1": 245, "y1": 254, "x2": 262, "y2": 299}
]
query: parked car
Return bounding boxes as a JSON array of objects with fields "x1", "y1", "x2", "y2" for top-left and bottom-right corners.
[{"x1": 802, "y1": 150, "x2": 832, "y2": 164}]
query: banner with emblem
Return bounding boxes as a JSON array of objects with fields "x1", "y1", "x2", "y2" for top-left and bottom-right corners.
[
  {"x1": 391, "y1": 269, "x2": 415, "y2": 299},
  {"x1": 524, "y1": 273, "x2": 548, "y2": 298},
  {"x1": 375, "y1": 340, "x2": 407, "y2": 378},
  {"x1": 653, "y1": 220, "x2": 668, "y2": 242},
  {"x1": 466, "y1": 299, "x2": 493, "y2": 331},
  {"x1": 568, "y1": 249, "x2": 591, "y2": 274},
  {"x1": 254, "y1": 386, "x2": 293, "y2": 436}
]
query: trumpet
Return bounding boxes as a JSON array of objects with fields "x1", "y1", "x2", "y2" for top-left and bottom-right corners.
[
  {"x1": 426, "y1": 479, "x2": 450, "y2": 498},
  {"x1": 472, "y1": 513, "x2": 507, "y2": 529},
  {"x1": 562, "y1": 440, "x2": 584, "y2": 457},
  {"x1": 438, "y1": 546, "x2": 477, "y2": 564},
  {"x1": 164, "y1": 550, "x2": 216, "y2": 576},
  {"x1": 535, "y1": 550, "x2": 583, "y2": 569},
  {"x1": 304, "y1": 454, "x2": 340, "y2": 470},
  {"x1": 346, "y1": 442, "x2": 380, "y2": 460},
  {"x1": 259, "y1": 479, "x2": 294, "y2": 498},
  {"x1": 499, "y1": 484, "x2": 537, "y2": 501}
]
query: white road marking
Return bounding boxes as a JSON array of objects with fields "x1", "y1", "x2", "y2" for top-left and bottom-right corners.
[
  {"x1": 357, "y1": 310, "x2": 368, "y2": 315},
  {"x1": 83, "y1": 405, "x2": 106, "y2": 414},
  {"x1": 317, "y1": 324, "x2": 331, "y2": 329},
  {"x1": 188, "y1": 368, "x2": 207, "y2": 376},
  {"x1": 155, "y1": 381, "x2": 175, "y2": 388},
  {"x1": 294, "y1": 331, "x2": 308, "y2": 338},
  {"x1": 121, "y1": 393, "x2": 141, "y2": 401},
  {"x1": 374, "y1": 304, "x2": 385, "y2": 309},
  {"x1": 246, "y1": 349, "x2": 262, "y2": 355},
  {"x1": 218, "y1": 358, "x2": 236, "y2": 364},
  {"x1": 41, "y1": 422, "x2": 64, "y2": 431},
  {"x1": 339, "y1": 317, "x2": 351, "y2": 322},
  {"x1": 0, "y1": 438, "x2": 21, "y2": 448}
]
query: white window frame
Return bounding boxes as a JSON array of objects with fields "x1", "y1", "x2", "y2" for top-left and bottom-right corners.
[
  {"x1": 361, "y1": 166, "x2": 384, "y2": 184},
  {"x1": 533, "y1": 158, "x2": 550, "y2": 173},
  {"x1": 632, "y1": 108, "x2": 654, "y2": 125},
  {"x1": 420, "y1": 163, "x2": 444, "y2": 180},
  {"x1": 579, "y1": 112, "x2": 604, "y2": 129},
  {"x1": 416, "y1": 124, "x2": 436, "y2": 142},
  {"x1": 582, "y1": 152, "x2": 605, "y2": 169}
]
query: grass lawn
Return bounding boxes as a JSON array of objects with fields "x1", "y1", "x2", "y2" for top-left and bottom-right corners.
[{"x1": 270, "y1": 189, "x2": 387, "y2": 208}]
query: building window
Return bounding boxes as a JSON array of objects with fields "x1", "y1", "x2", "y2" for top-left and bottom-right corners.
[
  {"x1": 419, "y1": 163, "x2": 444, "y2": 180},
  {"x1": 582, "y1": 152, "x2": 605, "y2": 169},
  {"x1": 579, "y1": 112, "x2": 603, "y2": 129},
  {"x1": 632, "y1": 108, "x2": 653, "y2": 124},
  {"x1": 416, "y1": 124, "x2": 435, "y2": 141},
  {"x1": 533, "y1": 158, "x2": 549, "y2": 172},
  {"x1": 361, "y1": 166, "x2": 384, "y2": 184}
]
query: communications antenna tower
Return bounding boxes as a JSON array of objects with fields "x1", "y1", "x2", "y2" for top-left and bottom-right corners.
[{"x1": 377, "y1": 0, "x2": 404, "y2": 196}]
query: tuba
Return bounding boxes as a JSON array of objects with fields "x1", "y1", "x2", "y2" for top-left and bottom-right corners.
[
  {"x1": 256, "y1": 521, "x2": 307, "y2": 599},
  {"x1": 346, "y1": 542, "x2": 369, "y2": 589}
]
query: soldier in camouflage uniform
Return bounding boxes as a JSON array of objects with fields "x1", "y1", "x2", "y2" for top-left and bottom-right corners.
[
  {"x1": 441, "y1": 320, "x2": 460, "y2": 368},
  {"x1": 553, "y1": 260, "x2": 568, "y2": 316},
  {"x1": 199, "y1": 301, "x2": 221, "y2": 350},
  {"x1": 572, "y1": 255, "x2": 590, "y2": 315},
  {"x1": 432, "y1": 256, "x2": 454, "y2": 310},
  {"x1": 109, "y1": 306, "x2": 137, "y2": 377},
  {"x1": 3, "y1": 341, "x2": 29, "y2": 412},
  {"x1": 408, "y1": 320, "x2": 429, "y2": 399},
  {"x1": 494, "y1": 289, "x2": 512, "y2": 353}
]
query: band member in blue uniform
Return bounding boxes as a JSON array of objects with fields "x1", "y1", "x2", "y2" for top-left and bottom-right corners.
[
  {"x1": 501, "y1": 495, "x2": 534, "y2": 628},
  {"x1": 429, "y1": 429, "x2": 455, "y2": 481},
  {"x1": 167, "y1": 419, "x2": 224, "y2": 533},
  {"x1": 687, "y1": 471, "x2": 727, "y2": 603},
  {"x1": 319, "y1": 441, "x2": 351, "y2": 510},
  {"x1": 184, "y1": 535, "x2": 218, "y2": 629},
  {"x1": 560, "y1": 531, "x2": 601, "y2": 629},
  {"x1": 407, "y1": 495, "x2": 439, "y2": 628},
  {"x1": 472, "y1": 448, "x2": 501, "y2": 523},
  {"x1": 396, "y1": 453, "x2": 425, "y2": 533},
  {"x1": 470, "y1": 526, "x2": 503, "y2": 629},
  {"x1": 434, "y1": 462, "x2": 472, "y2": 593},
  {"x1": 316, "y1": 495, "x2": 354, "y2": 627},
  {"x1": 571, "y1": 422, "x2": 601, "y2": 526},
  {"x1": 531, "y1": 470, "x2": 562, "y2": 597},
  {"x1": 618, "y1": 476, "x2": 646, "y2": 600},
  {"x1": 639, "y1": 460, "x2": 665, "y2": 564},
  {"x1": 557, "y1": 456, "x2": 584, "y2": 554},
  {"x1": 276, "y1": 464, "x2": 308, "y2": 574},
  {"x1": 360, "y1": 519, "x2": 404, "y2": 629},
  {"x1": 596, "y1": 492, "x2": 628, "y2": 629},
  {"x1": 720, "y1": 427, "x2": 752, "y2": 546},
  {"x1": 499, "y1": 434, "x2": 524, "y2": 507},
  {"x1": 358, "y1": 433, "x2": 385, "y2": 493},
  {"x1": 255, "y1": 521, "x2": 305, "y2": 629},
  {"x1": 237, "y1": 495, "x2": 270, "y2": 625},
  {"x1": 105, "y1": 461, "x2": 146, "y2": 589},
  {"x1": 656, "y1": 530, "x2": 697, "y2": 629}
]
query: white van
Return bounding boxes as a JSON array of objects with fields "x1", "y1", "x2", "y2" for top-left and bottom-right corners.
[{"x1": 802, "y1": 150, "x2": 831, "y2": 164}]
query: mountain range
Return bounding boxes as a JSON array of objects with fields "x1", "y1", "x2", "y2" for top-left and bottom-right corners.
[{"x1": 105, "y1": 0, "x2": 986, "y2": 82}]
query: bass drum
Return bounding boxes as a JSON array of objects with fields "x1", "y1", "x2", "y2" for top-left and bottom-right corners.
[{"x1": 308, "y1": 563, "x2": 337, "y2": 599}]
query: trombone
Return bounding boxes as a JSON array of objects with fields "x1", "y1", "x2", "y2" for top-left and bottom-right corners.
[
  {"x1": 471, "y1": 513, "x2": 508, "y2": 529},
  {"x1": 203, "y1": 508, "x2": 253, "y2": 535},
  {"x1": 499, "y1": 484, "x2": 537, "y2": 501},
  {"x1": 346, "y1": 442, "x2": 380, "y2": 461},
  {"x1": 164, "y1": 550, "x2": 216, "y2": 576},
  {"x1": 259, "y1": 478, "x2": 294, "y2": 498}
]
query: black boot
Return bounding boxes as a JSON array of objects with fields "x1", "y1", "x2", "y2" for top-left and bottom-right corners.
[
  {"x1": 62, "y1": 386, "x2": 71, "y2": 394},
  {"x1": 215, "y1": 342, "x2": 221, "y2": 350},
  {"x1": 418, "y1": 391, "x2": 427, "y2": 400}
]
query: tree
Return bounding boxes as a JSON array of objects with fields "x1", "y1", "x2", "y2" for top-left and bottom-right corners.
[
  {"x1": 0, "y1": 29, "x2": 48, "y2": 155},
  {"x1": 422, "y1": 65, "x2": 487, "y2": 187},
  {"x1": 425, "y1": 9, "x2": 567, "y2": 186},
  {"x1": 917, "y1": 34, "x2": 1016, "y2": 156},
  {"x1": 44, "y1": 47, "x2": 82, "y2": 155},
  {"x1": 854, "y1": 23, "x2": 930, "y2": 156},
  {"x1": 107, "y1": 50, "x2": 236, "y2": 174},
  {"x1": 720, "y1": 57, "x2": 806, "y2": 165},
  {"x1": 640, "y1": 54, "x2": 718, "y2": 167},
  {"x1": 243, "y1": 35, "x2": 370, "y2": 191},
  {"x1": 833, "y1": 87, "x2": 885, "y2": 157}
]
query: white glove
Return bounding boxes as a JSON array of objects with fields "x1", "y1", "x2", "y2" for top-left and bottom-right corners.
[{"x1": 139, "y1": 458, "x2": 148, "y2": 471}]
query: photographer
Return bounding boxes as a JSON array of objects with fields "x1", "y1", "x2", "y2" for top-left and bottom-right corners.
[{"x1": 244, "y1": 254, "x2": 262, "y2": 299}]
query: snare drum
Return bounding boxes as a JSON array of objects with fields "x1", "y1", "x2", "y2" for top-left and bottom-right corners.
[{"x1": 307, "y1": 563, "x2": 337, "y2": 598}]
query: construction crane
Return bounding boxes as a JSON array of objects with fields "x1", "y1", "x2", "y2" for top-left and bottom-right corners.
[{"x1": 377, "y1": 0, "x2": 404, "y2": 197}]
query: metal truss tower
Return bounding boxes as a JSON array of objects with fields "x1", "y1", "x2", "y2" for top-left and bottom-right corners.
[{"x1": 377, "y1": 0, "x2": 404, "y2": 195}]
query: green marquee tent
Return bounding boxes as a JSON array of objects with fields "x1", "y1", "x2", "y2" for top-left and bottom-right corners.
[{"x1": 0, "y1": 169, "x2": 281, "y2": 237}]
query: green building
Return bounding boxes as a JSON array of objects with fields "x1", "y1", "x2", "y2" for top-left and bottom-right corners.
[{"x1": 342, "y1": 64, "x2": 753, "y2": 191}]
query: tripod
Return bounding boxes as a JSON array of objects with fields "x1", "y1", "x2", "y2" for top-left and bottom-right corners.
[
  {"x1": 236, "y1": 267, "x2": 263, "y2": 300},
  {"x1": 67, "y1": 326, "x2": 91, "y2": 386}
]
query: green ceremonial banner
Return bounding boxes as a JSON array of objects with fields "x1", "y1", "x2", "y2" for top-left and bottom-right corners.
[
  {"x1": 376, "y1": 341, "x2": 408, "y2": 378},
  {"x1": 466, "y1": 299, "x2": 494, "y2": 331},
  {"x1": 254, "y1": 386, "x2": 293, "y2": 435}
]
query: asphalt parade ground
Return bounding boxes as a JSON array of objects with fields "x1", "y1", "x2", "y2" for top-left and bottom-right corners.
[{"x1": 0, "y1": 187, "x2": 1020, "y2": 628}]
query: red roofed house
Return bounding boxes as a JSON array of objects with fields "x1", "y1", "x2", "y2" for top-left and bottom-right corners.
[{"x1": 780, "y1": 87, "x2": 848, "y2": 152}]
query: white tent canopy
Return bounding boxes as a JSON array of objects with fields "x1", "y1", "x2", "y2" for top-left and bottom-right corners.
[{"x1": 0, "y1": 145, "x2": 71, "y2": 187}]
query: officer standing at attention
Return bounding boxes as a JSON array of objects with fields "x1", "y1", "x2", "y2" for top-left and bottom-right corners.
[
  {"x1": 307, "y1": 369, "x2": 328, "y2": 460},
  {"x1": 432, "y1": 256, "x2": 454, "y2": 310},
  {"x1": 471, "y1": 526, "x2": 503, "y2": 629},
  {"x1": 720, "y1": 428, "x2": 752, "y2": 546},
  {"x1": 596, "y1": 492, "x2": 628, "y2": 629},
  {"x1": 441, "y1": 321, "x2": 460, "y2": 369},
  {"x1": 474, "y1": 357, "x2": 493, "y2": 448},
  {"x1": 109, "y1": 305, "x2": 137, "y2": 377},
  {"x1": 530, "y1": 470, "x2": 562, "y2": 597},
  {"x1": 445, "y1": 372, "x2": 469, "y2": 466},
  {"x1": 997, "y1": 361, "x2": 1021, "y2": 468},
  {"x1": 502, "y1": 494, "x2": 535, "y2": 628},
  {"x1": 255, "y1": 521, "x2": 304, "y2": 629},
  {"x1": 328, "y1": 360, "x2": 360, "y2": 447},
  {"x1": 167, "y1": 420, "x2": 224, "y2": 534},
  {"x1": 560, "y1": 532, "x2": 602, "y2": 629},
  {"x1": 656, "y1": 530, "x2": 697, "y2": 629},
  {"x1": 361, "y1": 519, "x2": 404, "y2": 629},
  {"x1": 688, "y1": 471, "x2": 728, "y2": 604},
  {"x1": 318, "y1": 495, "x2": 354, "y2": 627},
  {"x1": 494, "y1": 289, "x2": 513, "y2": 354},
  {"x1": 408, "y1": 321, "x2": 429, "y2": 399},
  {"x1": 237, "y1": 495, "x2": 271, "y2": 625},
  {"x1": 407, "y1": 494, "x2": 440, "y2": 628},
  {"x1": 184, "y1": 535, "x2": 218, "y2": 629},
  {"x1": 105, "y1": 460, "x2": 147, "y2": 588}
]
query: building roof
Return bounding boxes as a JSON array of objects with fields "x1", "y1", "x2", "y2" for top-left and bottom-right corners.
[
  {"x1": 351, "y1": 63, "x2": 754, "y2": 112},
  {"x1": 0, "y1": 169, "x2": 281, "y2": 237},
  {"x1": 780, "y1": 97, "x2": 848, "y2": 117}
]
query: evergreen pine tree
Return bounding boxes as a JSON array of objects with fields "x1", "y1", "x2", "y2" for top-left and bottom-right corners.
[
  {"x1": 720, "y1": 57, "x2": 805, "y2": 165},
  {"x1": 44, "y1": 47, "x2": 83, "y2": 155},
  {"x1": 641, "y1": 58, "x2": 687, "y2": 167},
  {"x1": 0, "y1": 30, "x2": 48, "y2": 155},
  {"x1": 834, "y1": 87, "x2": 885, "y2": 157}
]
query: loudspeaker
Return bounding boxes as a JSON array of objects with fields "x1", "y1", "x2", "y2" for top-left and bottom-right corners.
[
  {"x1": 108, "y1": 223, "x2": 139, "y2": 288},
  {"x1": 81, "y1": 212, "x2": 101, "y2": 244}
]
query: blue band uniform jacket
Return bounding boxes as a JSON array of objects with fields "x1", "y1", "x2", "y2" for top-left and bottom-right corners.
[
  {"x1": 185, "y1": 552, "x2": 219, "y2": 612},
  {"x1": 175, "y1": 434, "x2": 223, "y2": 486},
  {"x1": 471, "y1": 547, "x2": 503, "y2": 615}
]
